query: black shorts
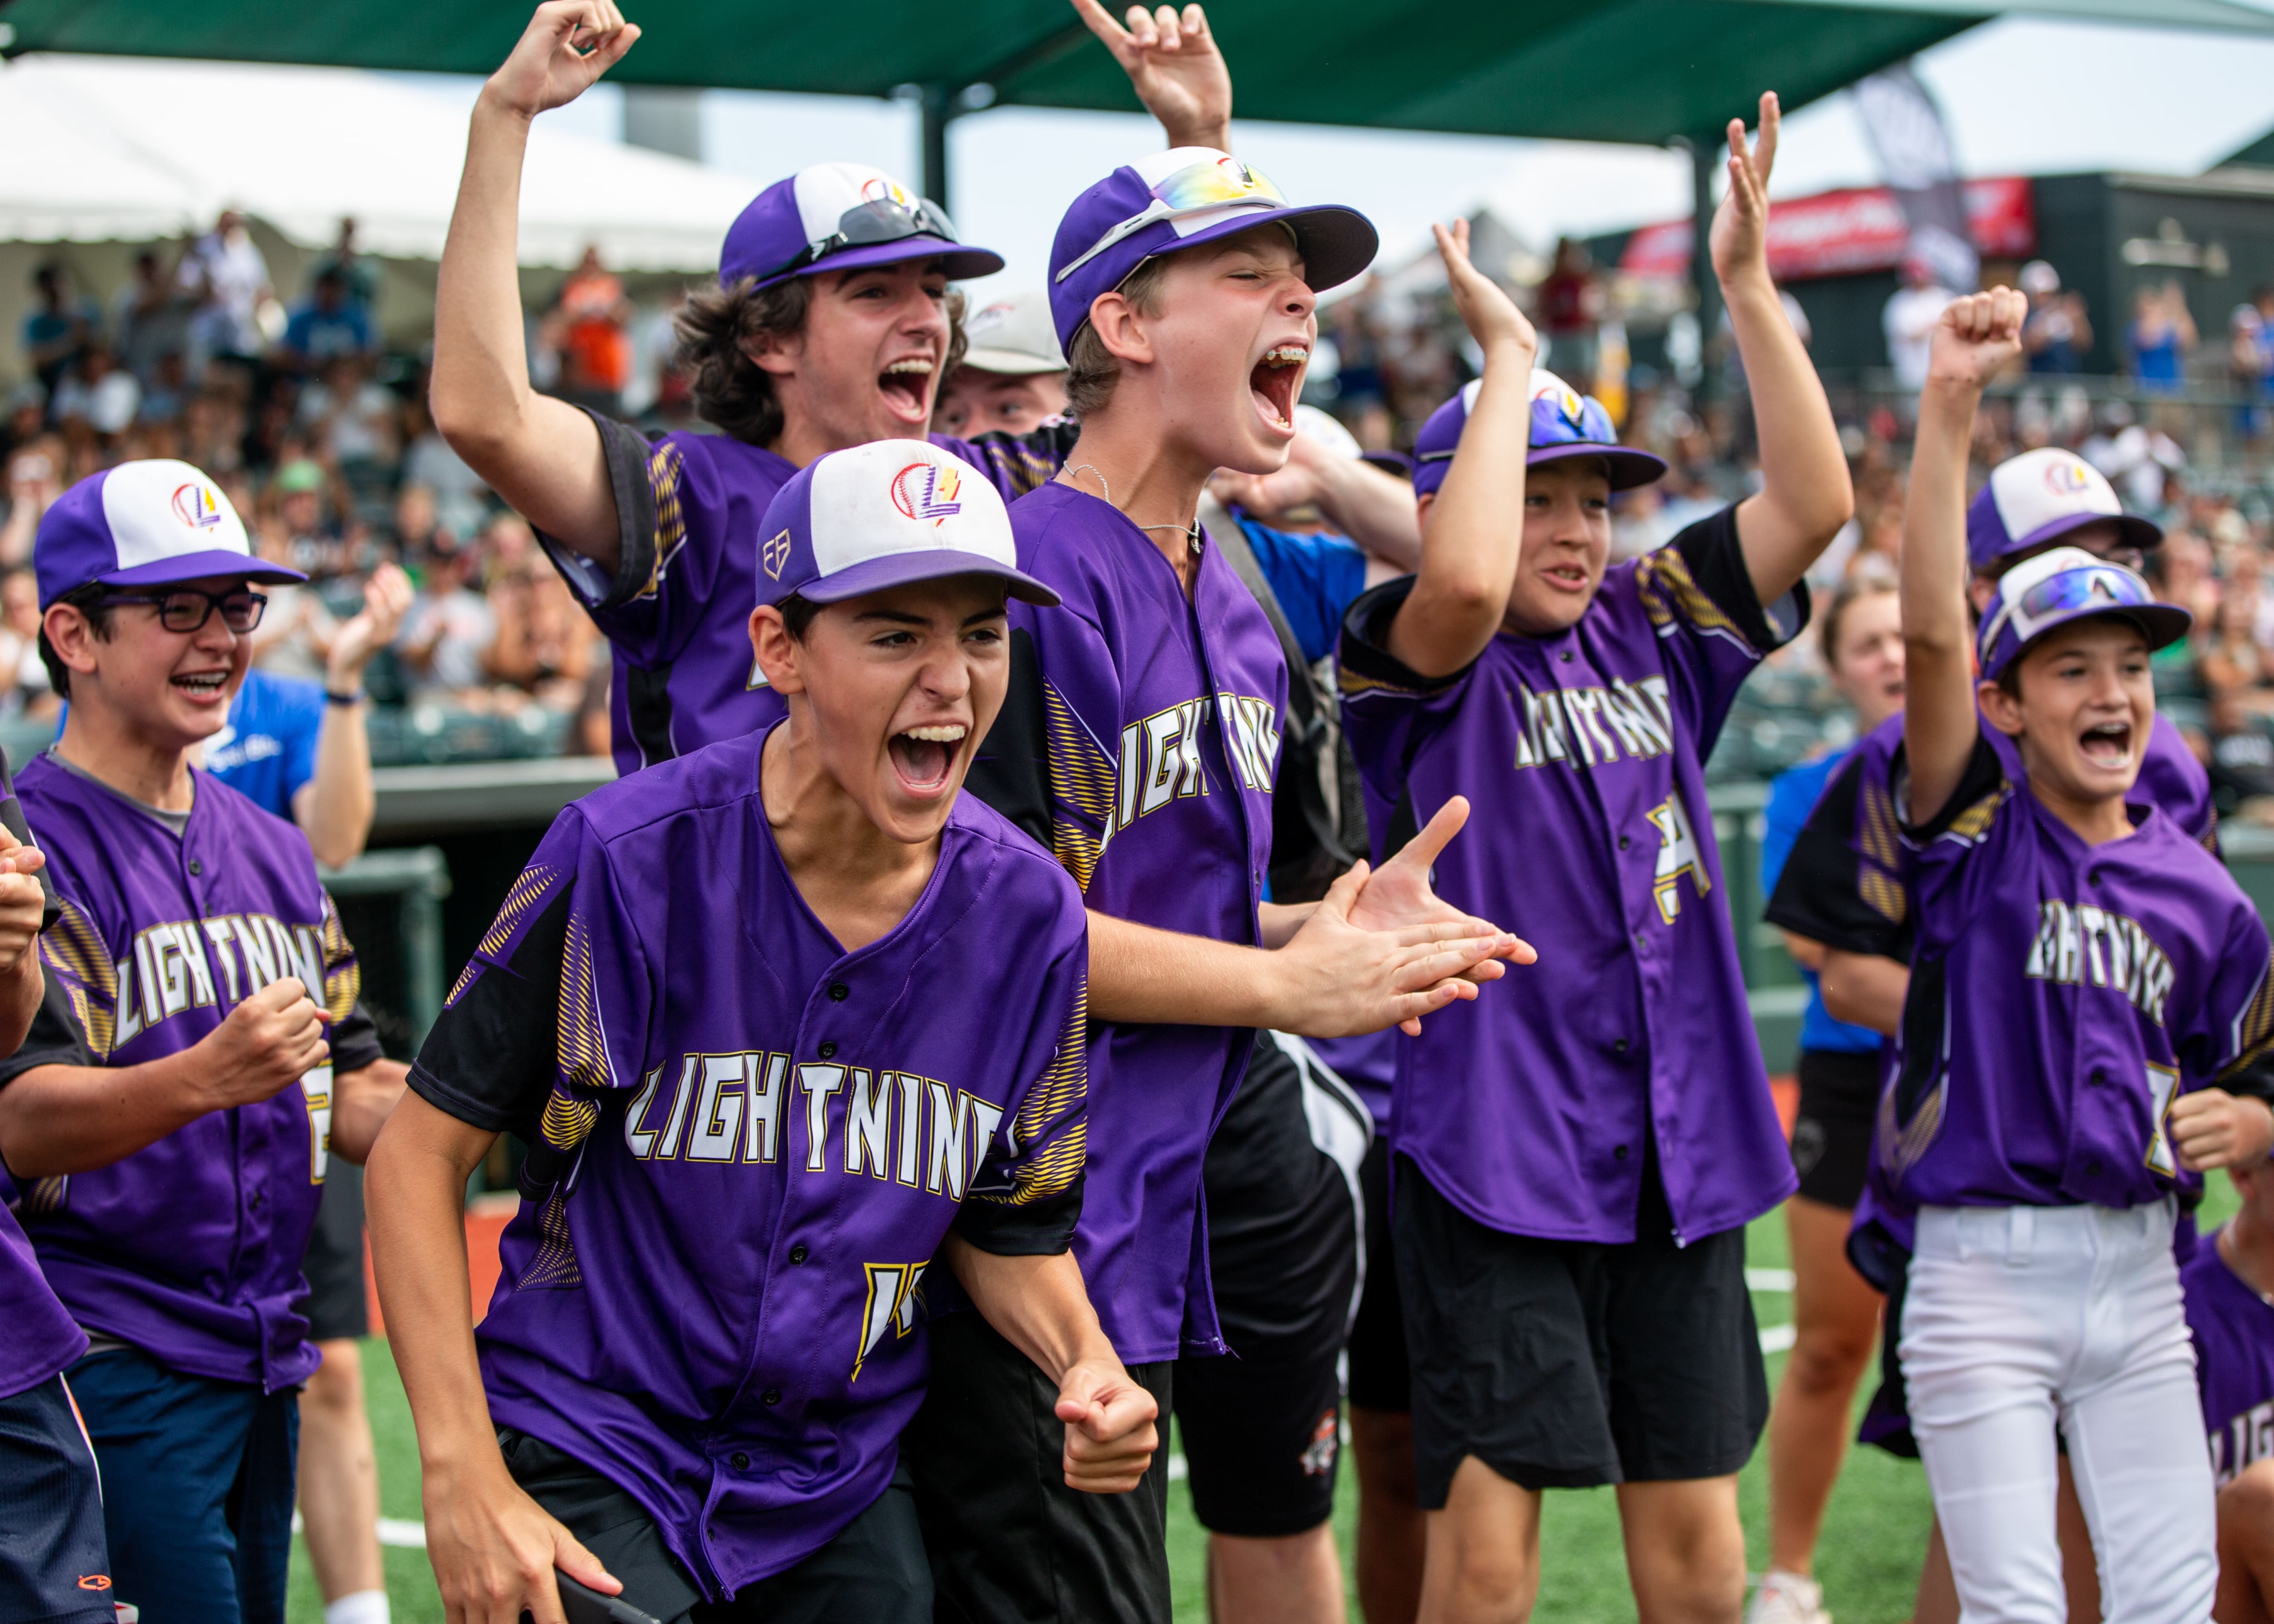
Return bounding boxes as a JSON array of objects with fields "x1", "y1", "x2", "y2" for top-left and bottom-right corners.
[
  {"x1": 1346, "y1": 1136, "x2": 1410, "y2": 1413},
  {"x1": 1395, "y1": 1153, "x2": 1769, "y2": 1508},
  {"x1": 0, "y1": 1373, "x2": 113, "y2": 1624},
  {"x1": 500, "y1": 1428, "x2": 928, "y2": 1623},
  {"x1": 1175, "y1": 1343, "x2": 1343, "y2": 1539},
  {"x1": 301, "y1": 1161, "x2": 368, "y2": 1343},
  {"x1": 1790, "y1": 1049, "x2": 1880, "y2": 1211},
  {"x1": 1173, "y1": 1032, "x2": 1365, "y2": 1539},
  {"x1": 903, "y1": 1313, "x2": 1175, "y2": 1624}
]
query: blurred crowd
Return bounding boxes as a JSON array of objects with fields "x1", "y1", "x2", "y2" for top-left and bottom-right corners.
[{"x1": 0, "y1": 216, "x2": 693, "y2": 759}]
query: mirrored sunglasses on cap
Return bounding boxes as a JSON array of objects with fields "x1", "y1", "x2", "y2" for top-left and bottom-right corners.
[
  {"x1": 1055, "y1": 156, "x2": 1289, "y2": 283},
  {"x1": 1977, "y1": 558, "x2": 2183, "y2": 671},
  {"x1": 767, "y1": 195, "x2": 965, "y2": 281}
]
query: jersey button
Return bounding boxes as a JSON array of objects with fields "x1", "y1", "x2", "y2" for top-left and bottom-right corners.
[
  {"x1": 790, "y1": 1243, "x2": 809, "y2": 1265},
  {"x1": 1612, "y1": 1037, "x2": 1630, "y2": 1055},
  {"x1": 1560, "y1": 649, "x2": 1575, "y2": 663},
  {"x1": 2086, "y1": 1159, "x2": 2104, "y2": 1176},
  {"x1": 818, "y1": 1041, "x2": 838, "y2": 1060},
  {"x1": 2089, "y1": 1070, "x2": 2107, "y2": 1088},
  {"x1": 730, "y1": 1451, "x2": 750, "y2": 1471},
  {"x1": 187, "y1": 859, "x2": 203, "y2": 876},
  {"x1": 762, "y1": 1388, "x2": 783, "y2": 1407},
  {"x1": 1614, "y1": 1144, "x2": 1630, "y2": 1161},
  {"x1": 1618, "y1": 835, "x2": 1631, "y2": 850},
  {"x1": 829, "y1": 982, "x2": 849, "y2": 1002}
]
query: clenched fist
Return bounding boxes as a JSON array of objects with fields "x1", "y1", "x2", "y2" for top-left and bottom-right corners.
[
  {"x1": 196, "y1": 978, "x2": 331, "y2": 1111},
  {"x1": 0, "y1": 822, "x2": 47, "y2": 975}
]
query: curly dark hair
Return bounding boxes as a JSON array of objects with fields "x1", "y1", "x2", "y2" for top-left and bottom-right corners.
[{"x1": 675, "y1": 271, "x2": 970, "y2": 447}]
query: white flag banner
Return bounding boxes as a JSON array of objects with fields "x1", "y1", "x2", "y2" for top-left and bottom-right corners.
[{"x1": 1852, "y1": 61, "x2": 1977, "y2": 292}]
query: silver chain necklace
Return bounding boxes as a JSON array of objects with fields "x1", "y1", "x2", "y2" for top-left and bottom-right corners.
[{"x1": 1064, "y1": 465, "x2": 1202, "y2": 555}]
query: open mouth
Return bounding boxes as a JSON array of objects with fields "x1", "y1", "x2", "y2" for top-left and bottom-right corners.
[
  {"x1": 878, "y1": 357, "x2": 935, "y2": 422},
  {"x1": 1538, "y1": 562, "x2": 1591, "y2": 595},
  {"x1": 171, "y1": 669, "x2": 230, "y2": 701},
  {"x1": 1250, "y1": 345, "x2": 1306, "y2": 432},
  {"x1": 888, "y1": 722, "x2": 966, "y2": 795},
  {"x1": 2079, "y1": 720, "x2": 2133, "y2": 770}
]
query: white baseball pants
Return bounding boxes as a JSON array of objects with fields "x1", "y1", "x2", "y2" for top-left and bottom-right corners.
[{"x1": 1900, "y1": 1200, "x2": 2216, "y2": 1624}]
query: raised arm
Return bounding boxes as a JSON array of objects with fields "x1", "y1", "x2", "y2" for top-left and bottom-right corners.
[
  {"x1": 1070, "y1": 0, "x2": 1233, "y2": 151},
  {"x1": 1902, "y1": 288, "x2": 2026, "y2": 828},
  {"x1": 1716, "y1": 94, "x2": 1853, "y2": 603},
  {"x1": 1208, "y1": 437, "x2": 1423, "y2": 571},
  {"x1": 1383, "y1": 219, "x2": 1538, "y2": 679},
  {"x1": 299, "y1": 563, "x2": 411, "y2": 869},
  {"x1": 429, "y1": 2, "x2": 639, "y2": 571}
]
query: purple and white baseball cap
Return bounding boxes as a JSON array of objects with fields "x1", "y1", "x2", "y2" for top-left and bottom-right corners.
[
  {"x1": 1966, "y1": 447, "x2": 2160, "y2": 573},
  {"x1": 1976, "y1": 545, "x2": 2190, "y2": 684},
  {"x1": 719, "y1": 163, "x2": 1004, "y2": 290},
  {"x1": 755, "y1": 441, "x2": 1058, "y2": 609},
  {"x1": 35, "y1": 459, "x2": 305, "y2": 610},
  {"x1": 1047, "y1": 148, "x2": 1378, "y2": 352},
  {"x1": 1411, "y1": 370, "x2": 1666, "y2": 498}
]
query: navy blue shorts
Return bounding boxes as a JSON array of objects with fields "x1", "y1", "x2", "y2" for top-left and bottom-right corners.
[
  {"x1": 0, "y1": 1372, "x2": 113, "y2": 1624},
  {"x1": 65, "y1": 1347, "x2": 300, "y2": 1624}
]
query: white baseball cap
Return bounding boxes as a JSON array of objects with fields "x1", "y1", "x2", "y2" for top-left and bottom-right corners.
[
  {"x1": 35, "y1": 458, "x2": 303, "y2": 609},
  {"x1": 753, "y1": 440, "x2": 1058, "y2": 608},
  {"x1": 959, "y1": 291, "x2": 1068, "y2": 376}
]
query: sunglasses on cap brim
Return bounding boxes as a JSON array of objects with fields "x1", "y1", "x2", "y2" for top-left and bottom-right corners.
[
  {"x1": 1978, "y1": 563, "x2": 2168, "y2": 664},
  {"x1": 766, "y1": 196, "x2": 964, "y2": 281},
  {"x1": 1056, "y1": 157, "x2": 1291, "y2": 284}
]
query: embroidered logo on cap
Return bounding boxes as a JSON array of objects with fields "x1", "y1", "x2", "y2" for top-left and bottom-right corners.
[
  {"x1": 2044, "y1": 456, "x2": 2092, "y2": 496},
  {"x1": 890, "y1": 462, "x2": 962, "y2": 526},
  {"x1": 171, "y1": 482, "x2": 223, "y2": 529},
  {"x1": 861, "y1": 174, "x2": 914, "y2": 207},
  {"x1": 761, "y1": 528, "x2": 792, "y2": 581}
]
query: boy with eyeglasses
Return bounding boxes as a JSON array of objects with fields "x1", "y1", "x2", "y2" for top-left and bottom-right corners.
[{"x1": 0, "y1": 459, "x2": 407, "y2": 1624}]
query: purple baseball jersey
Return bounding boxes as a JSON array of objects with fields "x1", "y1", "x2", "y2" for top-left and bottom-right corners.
[
  {"x1": 1871, "y1": 736, "x2": 2274, "y2": 1221},
  {"x1": 407, "y1": 726, "x2": 1090, "y2": 1594},
  {"x1": 544, "y1": 415, "x2": 1076, "y2": 774},
  {"x1": 0, "y1": 754, "x2": 376, "y2": 1393},
  {"x1": 1766, "y1": 708, "x2": 2214, "y2": 965},
  {"x1": 1337, "y1": 507, "x2": 1804, "y2": 1244},
  {"x1": 2183, "y1": 1227, "x2": 2274, "y2": 1487},
  {"x1": 966, "y1": 481, "x2": 1288, "y2": 1364},
  {"x1": 0, "y1": 1200, "x2": 84, "y2": 1400}
]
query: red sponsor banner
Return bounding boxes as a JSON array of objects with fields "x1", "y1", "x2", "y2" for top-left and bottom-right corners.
[{"x1": 1620, "y1": 176, "x2": 2035, "y2": 282}]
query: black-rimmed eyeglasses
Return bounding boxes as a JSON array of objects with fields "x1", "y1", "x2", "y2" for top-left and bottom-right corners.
[{"x1": 100, "y1": 588, "x2": 268, "y2": 634}]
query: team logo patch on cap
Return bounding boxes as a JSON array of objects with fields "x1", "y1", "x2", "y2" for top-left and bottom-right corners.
[
  {"x1": 761, "y1": 528, "x2": 793, "y2": 581},
  {"x1": 860, "y1": 174, "x2": 914, "y2": 208},
  {"x1": 2044, "y1": 456, "x2": 2091, "y2": 496},
  {"x1": 171, "y1": 482, "x2": 223, "y2": 529},
  {"x1": 890, "y1": 462, "x2": 963, "y2": 526}
]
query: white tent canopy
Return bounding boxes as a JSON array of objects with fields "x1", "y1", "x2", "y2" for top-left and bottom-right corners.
[{"x1": 0, "y1": 54, "x2": 755, "y2": 271}]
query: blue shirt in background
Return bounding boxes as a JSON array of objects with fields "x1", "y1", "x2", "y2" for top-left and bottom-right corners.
[
  {"x1": 1230, "y1": 508, "x2": 1399, "y2": 1121},
  {"x1": 202, "y1": 668, "x2": 322, "y2": 820},
  {"x1": 1761, "y1": 747, "x2": 1883, "y2": 1056},
  {"x1": 1233, "y1": 514, "x2": 1371, "y2": 666}
]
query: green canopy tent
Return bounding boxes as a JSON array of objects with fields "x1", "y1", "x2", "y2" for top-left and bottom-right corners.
[{"x1": 4, "y1": 0, "x2": 2271, "y2": 318}]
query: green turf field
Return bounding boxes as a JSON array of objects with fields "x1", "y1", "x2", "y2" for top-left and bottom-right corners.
[{"x1": 289, "y1": 1179, "x2": 2243, "y2": 1623}]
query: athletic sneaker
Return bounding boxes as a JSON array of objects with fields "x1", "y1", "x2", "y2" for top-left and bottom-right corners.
[{"x1": 1748, "y1": 1570, "x2": 1829, "y2": 1624}]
